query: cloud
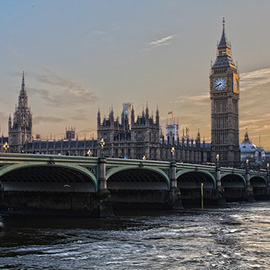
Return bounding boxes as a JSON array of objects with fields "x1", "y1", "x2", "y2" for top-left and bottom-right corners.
[
  {"x1": 149, "y1": 35, "x2": 176, "y2": 47},
  {"x1": 78, "y1": 128, "x2": 96, "y2": 134},
  {"x1": 175, "y1": 93, "x2": 209, "y2": 105},
  {"x1": 29, "y1": 68, "x2": 98, "y2": 108},
  {"x1": 70, "y1": 115, "x2": 89, "y2": 121},
  {"x1": 0, "y1": 111, "x2": 8, "y2": 118},
  {"x1": 33, "y1": 116, "x2": 65, "y2": 125},
  {"x1": 240, "y1": 68, "x2": 270, "y2": 92}
]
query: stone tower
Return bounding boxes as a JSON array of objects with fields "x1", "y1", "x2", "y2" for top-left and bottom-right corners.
[
  {"x1": 210, "y1": 19, "x2": 240, "y2": 167},
  {"x1": 8, "y1": 72, "x2": 32, "y2": 152},
  {"x1": 97, "y1": 104, "x2": 160, "y2": 159}
]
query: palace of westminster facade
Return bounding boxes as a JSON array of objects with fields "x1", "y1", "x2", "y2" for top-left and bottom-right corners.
[{"x1": 2, "y1": 20, "x2": 245, "y2": 167}]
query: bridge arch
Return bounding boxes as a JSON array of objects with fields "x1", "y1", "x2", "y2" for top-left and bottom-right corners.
[
  {"x1": 250, "y1": 176, "x2": 267, "y2": 187},
  {"x1": 220, "y1": 173, "x2": 246, "y2": 201},
  {"x1": 0, "y1": 163, "x2": 98, "y2": 192},
  {"x1": 176, "y1": 170, "x2": 216, "y2": 189},
  {"x1": 106, "y1": 166, "x2": 170, "y2": 190},
  {"x1": 250, "y1": 176, "x2": 268, "y2": 200},
  {"x1": 176, "y1": 170, "x2": 216, "y2": 205},
  {"x1": 220, "y1": 173, "x2": 246, "y2": 188}
]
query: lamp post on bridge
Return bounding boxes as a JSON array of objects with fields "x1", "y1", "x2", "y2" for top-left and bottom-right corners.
[
  {"x1": 244, "y1": 158, "x2": 254, "y2": 202},
  {"x1": 87, "y1": 149, "x2": 92, "y2": 157},
  {"x1": 216, "y1": 153, "x2": 221, "y2": 187},
  {"x1": 171, "y1": 147, "x2": 175, "y2": 162},
  {"x1": 3, "y1": 142, "x2": 9, "y2": 153},
  {"x1": 97, "y1": 137, "x2": 113, "y2": 217},
  {"x1": 100, "y1": 138, "x2": 105, "y2": 158},
  {"x1": 267, "y1": 163, "x2": 269, "y2": 187},
  {"x1": 215, "y1": 153, "x2": 225, "y2": 205},
  {"x1": 169, "y1": 146, "x2": 182, "y2": 209},
  {"x1": 98, "y1": 138, "x2": 106, "y2": 190},
  {"x1": 245, "y1": 158, "x2": 250, "y2": 186},
  {"x1": 246, "y1": 158, "x2": 249, "y2": 173},
  {"x1": 170, "y1": 147, "x2": 176, "y2": 188}
]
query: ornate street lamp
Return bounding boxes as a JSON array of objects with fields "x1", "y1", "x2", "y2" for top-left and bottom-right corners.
[
  {"x1": 142, "y1": 155, "x2": 146, "y2": 160},
  {"x1": 246, "y1": 158, "x2": 249, "y2": 172},
  {"x1": 100, "y1": 138, "x2": 105, "y2": 158},
  {"x1": 87, "y1": 149, "x2": 92, "y2": 157},
  {"x1": 216, "y1": 153, "x2": 220, "y2": 169},
  {"x1": 3, "y1": 142, "x2": 9, "y2": 153},
  {"x1": 171, "y1": 147, "x2": 175, "y2": 161}
]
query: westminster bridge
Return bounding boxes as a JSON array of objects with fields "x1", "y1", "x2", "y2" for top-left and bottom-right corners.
[{"x1": 0, "y1": 154, "x2": 269, "y2": 216}]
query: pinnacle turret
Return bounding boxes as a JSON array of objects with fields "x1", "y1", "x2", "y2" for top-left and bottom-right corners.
[
  {"x1": 218, "y1": 18, "x2": 230, "y2": 49},
  {"x1": 21, "y1": 71, "x2": 25, "y2": 92},
  {"x1": 8, "y1": 72, "x2": 33, "y2": 152},
  {"x1": 18, "y1": 72, "x2": 28, "y2": 110}
]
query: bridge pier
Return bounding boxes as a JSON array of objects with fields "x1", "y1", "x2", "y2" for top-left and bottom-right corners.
[
  {"x1": 267, "y1": 168, "x2": 270, "y2": 199},
  {"x1": 0, "y1": 181, "x2": 3, "y2": 209},
  {"x1": 244, "y1": 167, "x2": 254, "y2": 202},
  {"x1": 168, "y1": 160, "x2": 183, "y2": 210},
  {"x1": 216, "y1": 165, "x2": 226, "y2": 206},
  {"x1": 98, "y1": 157, "x2": 114, "y2": 218}
]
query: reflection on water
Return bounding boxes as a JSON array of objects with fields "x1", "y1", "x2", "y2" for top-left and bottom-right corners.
[{"x1": 1, "y1": 202, "x2": 270, "y2": 269}]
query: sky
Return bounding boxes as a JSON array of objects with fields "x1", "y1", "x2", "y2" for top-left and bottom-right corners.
[{"x1": 0, "y1": 0, "x2": 270, "y2": 149}]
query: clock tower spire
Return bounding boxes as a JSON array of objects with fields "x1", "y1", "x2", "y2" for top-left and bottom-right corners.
[{"x1": 210, "y1": 19, "x2": 240, "y2": 167}]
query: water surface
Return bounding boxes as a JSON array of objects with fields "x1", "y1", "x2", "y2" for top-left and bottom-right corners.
[{"x1": 1, "y1": 202, "x2": 270, "y2": 269}]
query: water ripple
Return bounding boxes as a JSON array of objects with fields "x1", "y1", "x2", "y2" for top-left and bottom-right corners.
[{"x1": 1, "y1": 202, "x2": 270, "y2": 269}]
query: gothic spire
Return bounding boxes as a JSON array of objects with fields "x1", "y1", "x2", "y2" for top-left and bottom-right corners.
[
  {"x1": 18, "y1": 71, "x2": 28, "y2": 110},
  {"x1": 244, "y1": 129, "x2": 250, "y2": 142},
  {"x1": 218, "y1": 17, "x2": 230, "y2": 49},
  {"x1": 212, "y1": 18, "x2": 235, "y2": 69},
  {"x1": 21, "y1": 71, "x2": 26, "y2": 94}
]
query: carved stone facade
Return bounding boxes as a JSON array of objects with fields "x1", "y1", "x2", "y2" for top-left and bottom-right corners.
[
  {"x1": 210, "y1": 19, "x2": 240, "y2": 167},
  {"x1": 97, "y1": 105, "x2": 211, "y2": 163},
  {"x1": 97, "y1": 105, "x2": 161, "y2": 159}
]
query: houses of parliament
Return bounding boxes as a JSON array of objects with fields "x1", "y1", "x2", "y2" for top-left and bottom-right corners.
[{"x1": 1, "y1": 20, "x2": 245, "y2": 167}]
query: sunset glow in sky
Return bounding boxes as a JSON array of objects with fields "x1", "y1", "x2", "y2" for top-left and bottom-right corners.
[{"x1": 1, "y1": 1, "x2": 270, "y2": 148}]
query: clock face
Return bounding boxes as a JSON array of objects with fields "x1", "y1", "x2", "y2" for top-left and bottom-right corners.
[
  {"x1": 214, "y1": 78, "x2": 226, "y2": 91},
  {"x1": 233, "y1": 74, "x2": 239, "y2": 93},
  {"x1": 234, "y1": 78, "x2": 239, "y2": 90}
]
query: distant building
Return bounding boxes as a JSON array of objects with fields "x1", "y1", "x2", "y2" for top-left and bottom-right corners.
[
  {"x1": 97, "y1": 104, "x2": 211, "y2": 163},
  {"x1": 8, "y1": 72, "x2": 32, "y2": 153},
  {"x1": 122, "y1": 102, "x2": 132, "y2": 127},
  {"x1": 24, "y1": 137, "x2": 97, "y2": 156},
  {"x1": 240, "y1": 131, "x2": 266, "y2": 169},
  {"x1": 166, "y1": 119, "x2": 179, "y2": 145},
  {"x1": 65, "y1": 127, "x2": 76, "y2": 140}
]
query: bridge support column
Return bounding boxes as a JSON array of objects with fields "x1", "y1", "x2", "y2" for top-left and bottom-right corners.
[
  {"x1": 267, "y1": 165, "x2": 270, "y2": 199},
  {"x1": 0, "y1": 181, "x2": 3, "y2": 209},
  {"x1": 98, "y1": 157, "x2": 114, "y2": 218},
  {"x1": 244, "y1": 166, "x2": 254, "y2": 202},
  {"x1": 216, "y1": 164, "x2": 226, "y2": 205},
  {"x1": 168, "y1": 160, "x2": 183, "y2": 210}
]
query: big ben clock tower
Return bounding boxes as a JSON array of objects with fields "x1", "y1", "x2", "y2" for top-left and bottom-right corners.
[{"x1": 210, "y1": 18, "x2": 240, "y2": 167}]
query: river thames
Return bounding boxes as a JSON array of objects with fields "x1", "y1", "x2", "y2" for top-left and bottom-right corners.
[{"x1": 1, "y1": 201, "x2": 270, "y2": 270}]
